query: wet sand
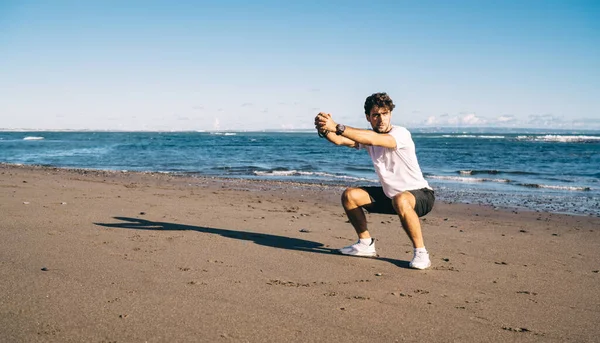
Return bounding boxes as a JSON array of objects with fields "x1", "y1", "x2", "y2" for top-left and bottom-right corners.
[{"x1": 1, "y1": 164, "x2": 599, "y2": 342}]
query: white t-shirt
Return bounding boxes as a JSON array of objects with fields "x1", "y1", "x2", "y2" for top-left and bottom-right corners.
[{"x1": 358, "y1": 126, "x2": 431, "y2": 198}]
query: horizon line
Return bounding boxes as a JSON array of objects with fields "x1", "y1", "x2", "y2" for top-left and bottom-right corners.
[{"x1": 2, "y1": 127, "x2": 600, "y2": 133}]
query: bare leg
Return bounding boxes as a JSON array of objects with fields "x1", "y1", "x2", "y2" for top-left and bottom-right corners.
[
  {"x1": 341, "y1": 188, "x2": 374, "y2": 239},
  {"x1": 392, "y1": 191, "x2": 425, "y2": 248}
]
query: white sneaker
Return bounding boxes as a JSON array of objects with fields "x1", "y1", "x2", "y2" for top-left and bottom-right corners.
[
  {"x1": 409, "y1": 250, "x2": 431, "y2": 269},
  {"x1": 338, "y1": 239, "x2": 377, "y2": 257}
]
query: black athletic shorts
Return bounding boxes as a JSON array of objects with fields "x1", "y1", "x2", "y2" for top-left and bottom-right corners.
[{"x1": 361, "y1": 186, "x2": 435, "y2": 217}]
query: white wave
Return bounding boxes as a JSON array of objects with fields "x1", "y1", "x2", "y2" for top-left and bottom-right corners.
[
  {"x1": 254, "y1": 170, "x2": 296, "y2": 176},
  {"x1": 442, "y1": 134, "x2": 477, "y2": 138},
  {"x1": 541, "y1": 185, "x2": 591, "y2": 191},
  {"x1": 23, "y1": 136, "x2": 45, "y2": 140},
  {"x1": 428, "y1": 175, "x2": 510, "y2": 183},
  {"x1": 430, "y1": 175, "x2": 591, "y2": 191},
  {"x1": 521, "y1": 183, "x2": 591, "y2": 191},
  {"x1": 210, "y1": 132, "x2": 237, "y2": 136},
  {"x1": 253, "y1": 170, "x2": 377, "y2": 183},
  {"x1": 297, "y1": 171, "x2": 376, "y2": 182},
  {"x1": 440, "y1": 134, "x2": 504, "y2": 139},
  {"x1": 516, "y1": 135, "x2": 600, "y2": 143}
]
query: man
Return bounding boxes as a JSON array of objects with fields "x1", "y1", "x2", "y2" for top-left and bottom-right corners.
[{"x1": 314, "y1": 92, "x2": 434, "y2": 269}]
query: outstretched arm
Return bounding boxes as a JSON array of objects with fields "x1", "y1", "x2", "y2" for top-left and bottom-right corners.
[
  {"x1": 315, "y1": 112, "x2": 396, "y2": 149},
  {"x1": 314, "y1": 113, "x2": 357, "y2": 148},
  {"x1": 322, "y1": 130, "x2": 358, "y2": 148}
]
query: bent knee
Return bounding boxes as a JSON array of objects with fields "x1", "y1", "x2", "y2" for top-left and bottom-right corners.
[
  {"x1": 341, "y1": 187, "x2": 370, "y2": 207},
  {"x1": 392, "y1": 192, "x2": 415, "y2": 212},
  {"x1": 341, "y1": 187, "x2": 362, "y2": 203}
]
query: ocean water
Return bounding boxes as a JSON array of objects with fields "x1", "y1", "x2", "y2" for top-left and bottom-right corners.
[{"x1": 1, "y1": 130, "x2": 599, "y2": 216}]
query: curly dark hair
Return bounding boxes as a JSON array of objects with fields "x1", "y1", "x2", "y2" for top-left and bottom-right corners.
[{"x1": 364, "y1": 92, "x2": 395, "y2": 115}]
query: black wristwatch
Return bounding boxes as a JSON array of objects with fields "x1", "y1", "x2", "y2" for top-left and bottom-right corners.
[{"x1": 335, "y1": 124, "x2": 346, "y2": 135}]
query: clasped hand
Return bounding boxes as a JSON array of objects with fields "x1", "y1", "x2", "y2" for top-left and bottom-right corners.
[{"x1": 314, "y1": 112, "x2": 337, "y2": 133}]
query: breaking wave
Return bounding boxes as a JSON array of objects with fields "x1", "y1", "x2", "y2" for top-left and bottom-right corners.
[
  {"x1": 428, "y1": 175, "x2": 511, "y2": 183},
  {"x1": 458, "y1": 169, "x2": 538, "y2": 176},
  {"x1": 440, "y1": 135, "x2": 505, "y2": 139},
  {"x1": 428, "y1": 175, "x2": 591, "y2": 191},
  {"x1": 517, "y1": 183, "x2": 591, "y2": 191},
  {"x1": 253, "y1": 169, "x2": 377, "y2": 183},
  {"x1": 516, "y1": 135, "x2": 600, "y2": 143},
  {"x1": 210, "y1": 132, "x2": 237, "y2": 136}
]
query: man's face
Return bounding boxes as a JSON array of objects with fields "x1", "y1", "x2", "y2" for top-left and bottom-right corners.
[{"x1": 367, "y1": 106, "x2": 392, "y2": 133}]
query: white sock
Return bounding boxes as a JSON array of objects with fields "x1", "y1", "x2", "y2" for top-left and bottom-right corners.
[
  {"x1": 359, "y1": 238, "x2": 372, "y2": 245},
  {"x1": 415, "y1": 247, "x2": 427, "y2": 253}
]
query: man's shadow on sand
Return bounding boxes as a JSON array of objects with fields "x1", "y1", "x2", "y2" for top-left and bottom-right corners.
[{"x1": 94, "y1": 217, "x2": 410, "y2": 269}]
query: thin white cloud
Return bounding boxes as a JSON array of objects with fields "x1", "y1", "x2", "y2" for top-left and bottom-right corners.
[
  {"x1": 527, "y1": 114, "x2": 564, "y2": 127},
  {"x1": 461, "y1": 113, "x2": 487, "y2": 125},
  {"x1": 412, "y1": 112, "x2": 600, "y2": 129},
  {"x1": 421, "y1": 113, "x2": 487, "y2": 127},
  {"x1": 425, "y1": 116, "x2": 438, "y2": 125},
  {"x1": 495, "y1": 114, "x2": 517, "y2": 123},
  {"x1": 570, "y1": 117, "x2": 600, "y2": 127}
]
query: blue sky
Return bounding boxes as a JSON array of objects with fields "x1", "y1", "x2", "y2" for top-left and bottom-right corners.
[{"x1": 1, "y1": 0, "x2": 599, "y2": 131}]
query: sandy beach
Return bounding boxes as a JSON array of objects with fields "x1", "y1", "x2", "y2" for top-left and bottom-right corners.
[{"x1": 1, "y1": 164, "x2": 599, "y2": 342}]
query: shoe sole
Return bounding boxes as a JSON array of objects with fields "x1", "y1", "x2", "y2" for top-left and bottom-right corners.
[
  {"x1": 338, "y1": 250, "x2": 377, "y2": 257},
  {"x1": 409, "y1": 262, "x2": 431, "y2": 270}
]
